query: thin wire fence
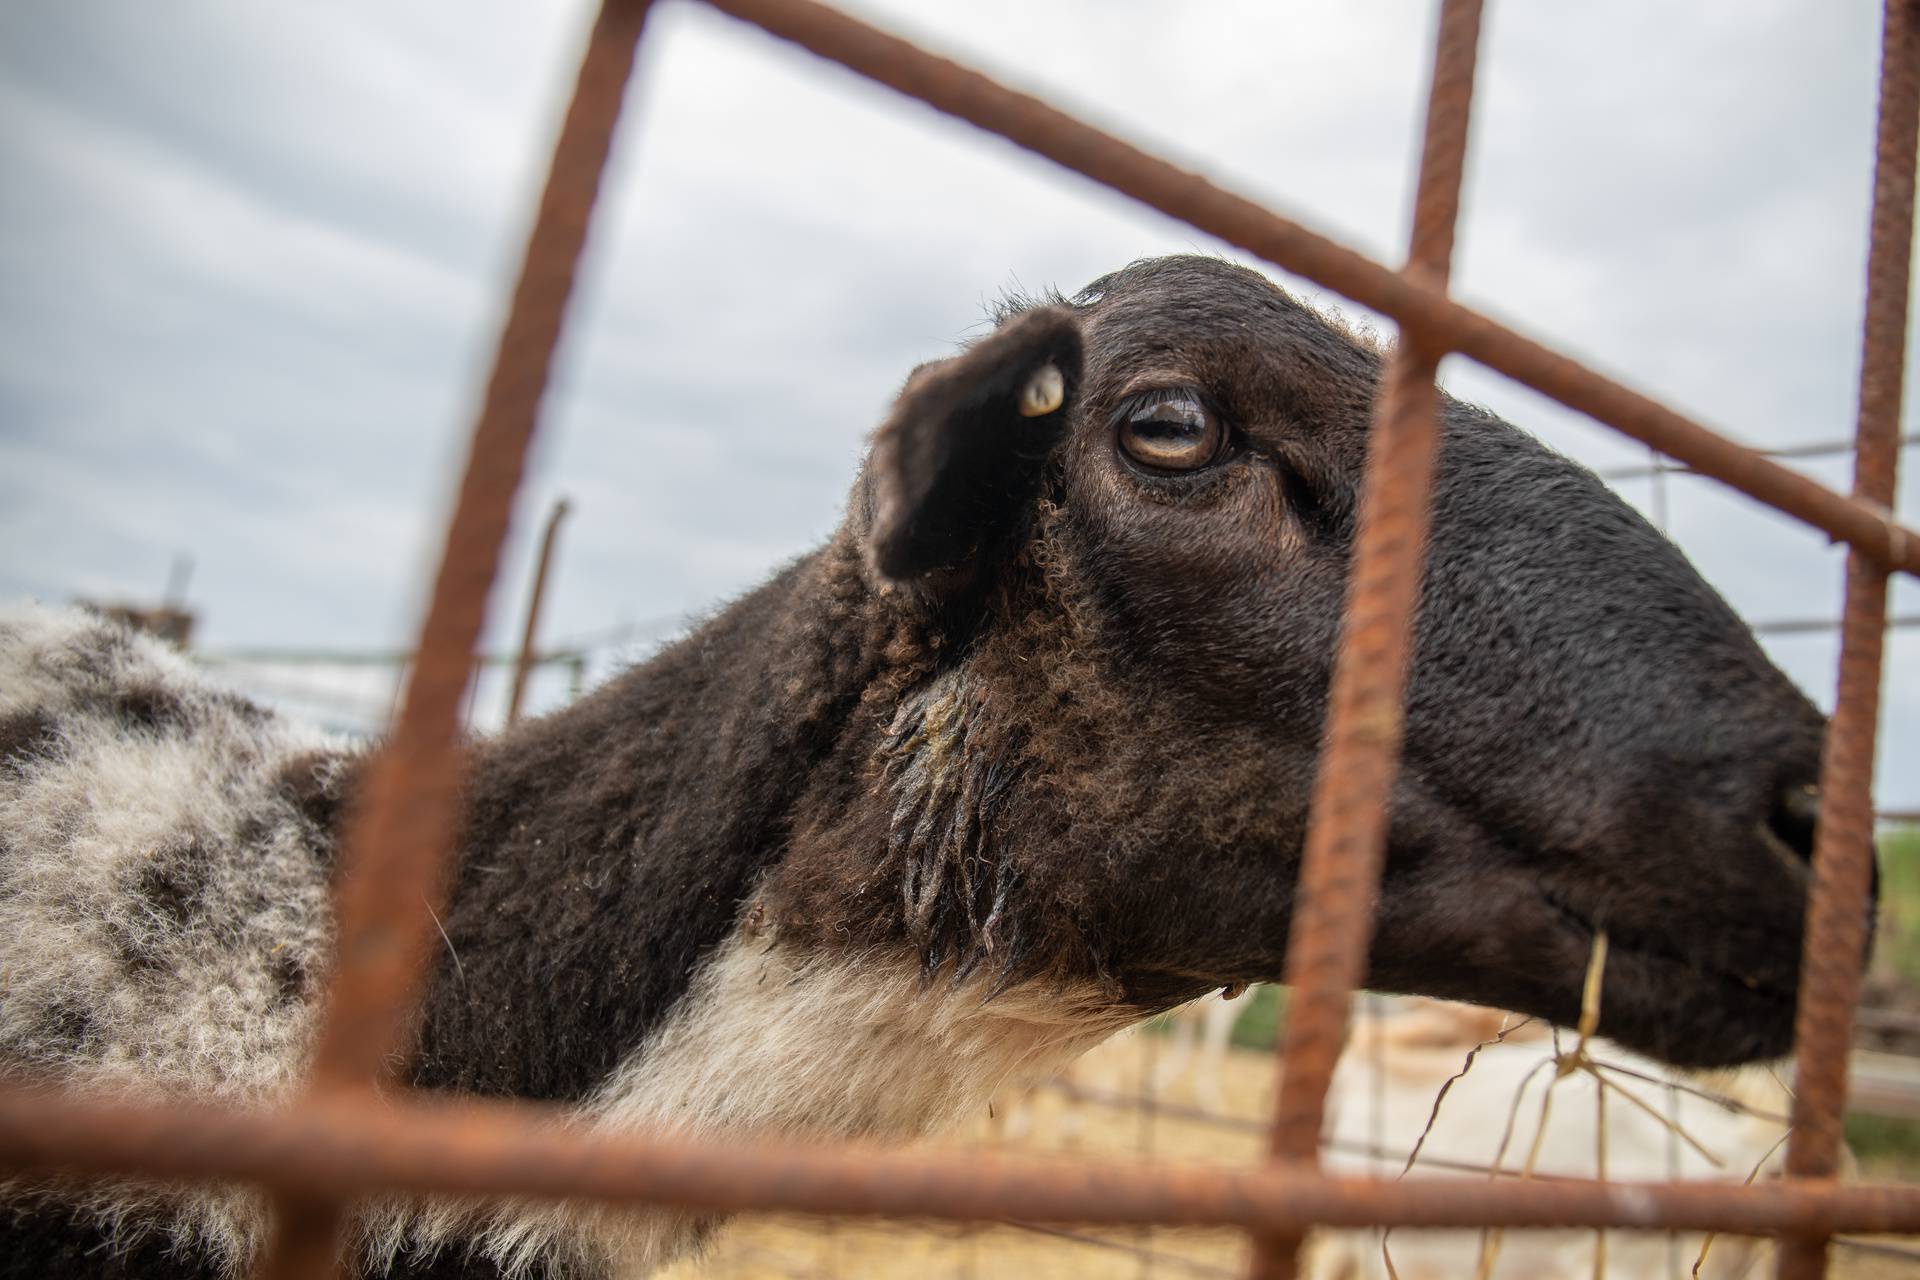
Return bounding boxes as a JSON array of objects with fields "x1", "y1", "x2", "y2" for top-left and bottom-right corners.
[
  {"x1": 1, "y1": 2, "x2": 1916, "y2": 1280},
  {"x1": 198, "y1": 650, "x2": 589, "y2": 740}
]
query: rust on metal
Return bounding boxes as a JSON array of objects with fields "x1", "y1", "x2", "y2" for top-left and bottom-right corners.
[
  {"x1": 1778, "y1": 0, "x2": 1920, "y2": 1277},
  {"x1": 258, "y1": 2, "x2": 657, "y2": 1277},
  {"x1": 697, "y1": 0, "x2": 1920, "y2": 578},
  {"x1": 5, "y1": 1085, "x2": 1920, "y2": 1238},
  {"x1": 1251, "y1": 4, "x2": 1485, "y2": 1277},
  {"x1": 506, "y1": 497, "x2": 573, "y2": 725}
]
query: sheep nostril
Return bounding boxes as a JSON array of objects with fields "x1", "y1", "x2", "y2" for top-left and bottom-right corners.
[
  {"x1": 1765, "y1": 782, "x2": 1820, "y2": 867},
  {"x1": 1760, "y1": 782, "x2": 1883, "y2": 920}
]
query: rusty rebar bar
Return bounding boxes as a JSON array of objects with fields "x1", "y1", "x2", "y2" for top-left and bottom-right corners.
[
  {"x1": 1777, "y1": 1, "x2": 1920, "y2": 1277},
  {"x1": 506, "y1": 497, "x2": 572, "y2": 725},
  {"x1": 257, "y1": 3, "x2": 655, "y2": 1277},
  {"x1": 1247, "y1": 6, "x2": 1485, "y2": 1278},
  {"x1": 695, "y1": 0, "x2": 1920, "y2": 578},
  {"x1": 7, "y1": 1086, "x2": 1920, "y2": 1238}
]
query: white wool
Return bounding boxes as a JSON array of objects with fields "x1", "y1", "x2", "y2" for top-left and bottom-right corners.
[
  {"x1": 0, "y1": 606, "x2": 334, "y2": 1096},
  {"x1": 1, "y1": 605, "x2": 340, "y2": 1269},
  {"x1": 360, "y1": 930, "x2": 1129, "y2": 1277}
]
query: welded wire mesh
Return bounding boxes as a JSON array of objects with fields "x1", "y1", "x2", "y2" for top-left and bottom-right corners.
[{"x1": 1, "y1": 2, "x2": 1916, "y2": 1280}]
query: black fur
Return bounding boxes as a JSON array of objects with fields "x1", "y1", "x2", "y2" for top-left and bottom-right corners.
[
  {"x1": 112, "y1": 683, "x2": 189, "y2": 734},
  {"x1": 410, "y1": 551, "x2": 913, "y2": 1101},
  {"x1": 0, "y1": 709, "x2": 59, "y2": 773},
  {"x1": 867, "y1": 306, "x2": 1082, "y2": 584},
  {"x1": 0, "y1": 1206, "x2": 515, "y2": 1280},
  {"x1": 133, "y1": 854, "x2": 205, "y2": 928},
  {"x1": 2, "y1": 1205, "x2": 231, "y2": 1280}
]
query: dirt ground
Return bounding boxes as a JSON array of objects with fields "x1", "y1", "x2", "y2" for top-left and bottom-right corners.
[{"x1": 654, "y1": 1033, "x2": 1913, "y2": 1279}]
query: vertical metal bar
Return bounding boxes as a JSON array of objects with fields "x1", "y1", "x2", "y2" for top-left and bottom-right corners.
[
  {"x1": 1777, "y1": 0, "x2": 1920, "y2": 1276},
  {"x1": 1249, "y1": 2, "x2": 1486, "y2": 1276},
  {"x1": 458, "y1": 659, "x2": 485, "y2": 733},
  {"x1": 1139, "y1": 1024, "x2": 1159, "y2": 1280},
  {"x1": 506, "y1": 497, "x2": 572, "y2": 725},
  {"x1": 256, "y1": 3, "x2": 656, "y2": 1277}
]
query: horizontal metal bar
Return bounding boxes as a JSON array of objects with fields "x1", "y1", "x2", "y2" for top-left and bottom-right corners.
[
  {"x1": 1009, "y1": 1222, "x2": 1243, "y2": 1280},
  {"x1": 1596, "y1": 433, "x2": 1920, "y2": 481},
  {"x1": 198, "y1": 649, "x2": 587, "y2": 669},
  {"x1": 1751, "y1": 615, "x2": 1920, "y2": 637},
  {"x1": 1851, "y1": 1006, "x2": 1920, "y2": 1035},
  {"x1": 1835, "y1": 1234, "x2": 1920, "y2": 1263},
  {"x1": 1847, "y1": 1049, "x2": 1920, "y2": 1120},
  {"x1": 5, "y1": 1087, "x2": 1920, "y2": 1238},
  {"x1": 694, "y1": 0, "x2": 1920, "y2": 577},
  {"x1": 194, "y1": 613, "x2": 1918, "y2": 660}
]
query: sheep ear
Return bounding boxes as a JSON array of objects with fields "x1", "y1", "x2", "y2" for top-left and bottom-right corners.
[{"x1": 866, "y1": 306, "x2": 1082, "y2": 586}]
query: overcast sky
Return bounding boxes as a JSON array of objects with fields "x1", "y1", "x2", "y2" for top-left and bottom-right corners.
[{"x1": 1, "y1": 0, "x2": 1915, "y2": 805}]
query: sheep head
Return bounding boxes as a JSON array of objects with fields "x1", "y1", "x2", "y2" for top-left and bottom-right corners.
[{"x1": 788, "y1": 254, "x2": 1859, "y2": 1070}]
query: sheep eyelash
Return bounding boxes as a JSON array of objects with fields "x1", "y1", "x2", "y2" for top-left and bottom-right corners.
[{"x1": 1107, "y1": 384, "x2": 1220, "y2": 426}]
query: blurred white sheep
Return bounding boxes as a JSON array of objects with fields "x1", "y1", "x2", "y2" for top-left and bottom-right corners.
[{"x1": 1303, "y1": 998, "x2": 1793, "y2": 1280}]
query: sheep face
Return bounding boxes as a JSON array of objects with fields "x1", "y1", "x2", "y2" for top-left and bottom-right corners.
[{"x1": 810, "y1": 253, "x2": 1854, "y2": 1071}]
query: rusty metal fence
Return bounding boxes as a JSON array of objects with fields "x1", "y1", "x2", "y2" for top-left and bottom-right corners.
[{"x1": 2, "y1": 1, "x2": 1917, "y2": 1279}]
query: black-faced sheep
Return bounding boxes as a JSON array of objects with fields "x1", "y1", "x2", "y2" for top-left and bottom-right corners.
[{"x1": 0, "y1": 255, "x2": 1845, "y2": 1279}]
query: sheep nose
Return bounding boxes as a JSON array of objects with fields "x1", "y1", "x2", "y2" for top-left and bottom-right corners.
[{"x1": 1763, "y1": 782, "x2": 1882, "y2": 910}]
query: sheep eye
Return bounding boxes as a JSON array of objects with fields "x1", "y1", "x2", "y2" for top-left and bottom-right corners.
[{"x1": 1117, "y1": 392, "x2": 1224, "y2": 473}]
